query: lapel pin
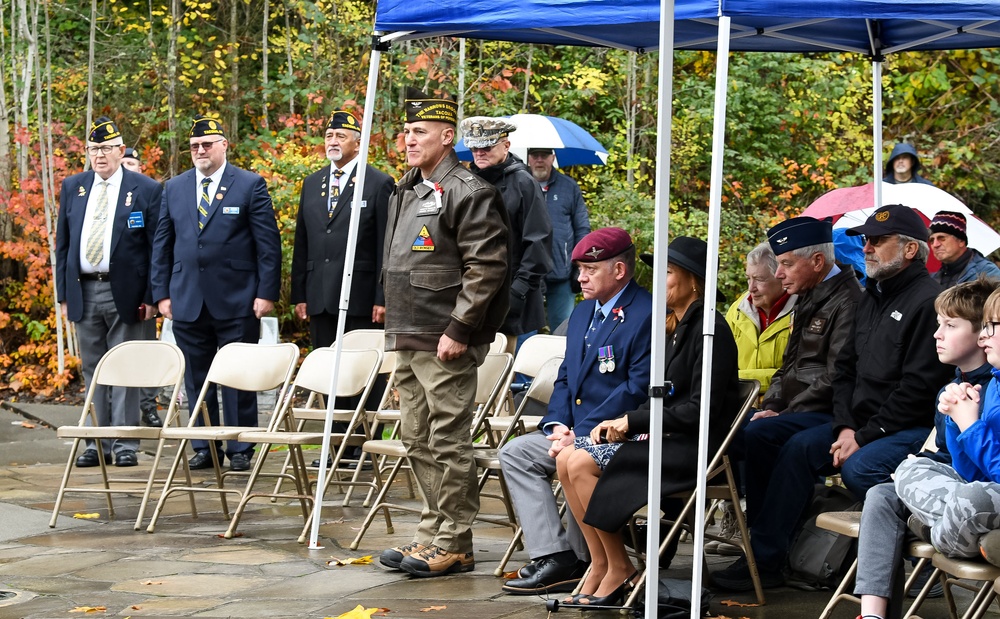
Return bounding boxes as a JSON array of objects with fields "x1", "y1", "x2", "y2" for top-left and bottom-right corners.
[
  {"x1": 215, "y1": 193, "x2": 224, "y2": 201},
  {"x1": 78, "y1": 187, "x2": 87, "y2": 197},
  {"x1": 124, "y1": 192, "x2": 133, "y2": 207}
]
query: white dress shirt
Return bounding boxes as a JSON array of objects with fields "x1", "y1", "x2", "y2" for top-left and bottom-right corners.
[{"x1": 79, "y1": 165, "x2": 123, "y2": 274}]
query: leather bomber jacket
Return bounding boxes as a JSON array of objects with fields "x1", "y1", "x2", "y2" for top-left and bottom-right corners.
[
  {"x1": 761, "y1": 267, "x2": 862, "y2": 414},
  {"x1": 382, "y1": 150, "x2": 511, "y2": 352}
]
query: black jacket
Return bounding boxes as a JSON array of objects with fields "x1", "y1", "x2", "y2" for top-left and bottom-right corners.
[
  {"x1": 583, "y1": 300, "x2": 742, "y2": 532},
  {"x1": 472, "y1": 153, "x2": 552, "y2": 335},
  {"x1": 762, "y1": 267, "x2": 862, "y2": 414},
  {"x1": 290, "y1": 163, "x2": 393, "y2": 316},
  {"x1": 831, "y1": 261, "x2": 951, "y2": 446}
]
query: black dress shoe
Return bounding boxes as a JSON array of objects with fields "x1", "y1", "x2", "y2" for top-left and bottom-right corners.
[
  {"x1": 311, "y1": 457, "x2": 333, "y2": 468},
  {"x1": 115, "y1": 450, "x2": 138, "y2": 467},
  {"x1": 141, "y1": 409, "x2": 163, "y2": 428},
  {"x1": 188, "y1": 450, "x2": 218, "y2": 470},
  {"x1": 501, "y1": 556, "x2": 587, "y2": 595},
  {"x1": 229, "y1": 452, "x2": 251, "y2": 471},
  {"x1": 517, "y1": 561, "x2": 538, "y2": 578},
  {"x1": 76, "y1": 449, "x2": 111, "y2": 468}
]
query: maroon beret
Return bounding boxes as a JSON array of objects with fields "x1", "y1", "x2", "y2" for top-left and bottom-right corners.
[{"x1": 572, "y1": 227, "x2": 634, "y2": 263}]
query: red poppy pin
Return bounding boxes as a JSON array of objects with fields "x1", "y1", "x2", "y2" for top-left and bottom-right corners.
[{"x1": 612, "y1": 306, "x2": 625, "y2": 323}]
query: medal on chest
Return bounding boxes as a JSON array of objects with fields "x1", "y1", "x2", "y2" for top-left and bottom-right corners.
[{"x1": 598, "y1": 345, "x2": 616, "y2": 374}]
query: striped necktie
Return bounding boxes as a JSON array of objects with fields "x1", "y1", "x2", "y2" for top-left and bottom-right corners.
[
  {"x1": 329, "y1": 169, "x2": 344, "y2": 218},
  {"x1": 198, "y1": 177, "x2": 211, "y2": 231},
  {"x1": 85, "y1": 181, "x2": 109, "y2": 266}
]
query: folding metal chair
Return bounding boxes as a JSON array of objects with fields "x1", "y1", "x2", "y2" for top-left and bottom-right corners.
[
  {"x1": 144, "y1": 342, "x2": 299, "y2": 532},
  {"x1": 224, "y1": 347, "x2": 383, "y2": 539},
  {"x1": 620, "y1": 379, "x2": 763, "y2": 608},
  {"x1": 49, "y1": 340, "x2": 186, "y2": 530},
  {"x1": 348, "y1": 351, "x2": 514, "y2": 550}
]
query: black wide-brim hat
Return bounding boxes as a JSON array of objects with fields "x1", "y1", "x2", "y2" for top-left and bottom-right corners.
[{"x1": 640, "y1": 236, "x2": 708, "y2": 281}]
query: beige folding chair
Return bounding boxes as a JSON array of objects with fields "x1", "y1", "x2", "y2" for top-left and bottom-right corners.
[
  {"x1": 223, "y1": 347, "x2": 383, "y2": 539},
  {"x1": 49, "y1": 340, "x2": 186, "y2": 530},
  {"x1": 816, "y1": 428, "x2": 943, "y2": 619},
  {"x1": 474, "y1": 356, "x2": 564, "y2": 575},
  {"x1": 929, "y1": 552, "x2": 1000, "y2": 619},
  {"x1": 490, "y1": 332, "x2": 509, "y2": 354},
  {"x1": 144, "y1": 342, "x2": 299, "y2": 532},
  {"x1": 483, "y1": 333, "x2": 566, "y2": 445},
  {"x1": 348, "y1": 351, "x2": 514, "y2": 550},
  {"x1": 619, "y1": 379, "x2": 763, "y2": 608}
]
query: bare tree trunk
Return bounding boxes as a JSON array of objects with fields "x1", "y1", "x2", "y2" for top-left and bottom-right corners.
[
  {"x1": 260, "y1": 0, "x2": 268, "y2": 129},
  {"x1": 16, "y1": 0, "x2": 35, "y2": 181},
  {"x1": 228, "y1": 0, "x2": 239, "y2": 139},
  {"x1": 626, "y1": 51, "x2": 636, "y2": 186},
  {"x1": 0, "y1": 0, "x2": 11, "y2": 195},
  {"x1": 457, "y1": 38, "x2": 465, "y2": 122},
  {"x1": 284, "y1": 1, "x2": 293, "y2": 117},
  {"x1": 522, "y1": 44, "x2": 532, "y2": 112},
  {"x1": 167, "y1": 0, "x2": 179, "y2": 176},
  {"x1": 31, "y1": 0, "x2": 64, "y2": 374},
  {"x1": 85, "y1": 0, "x2": 96, "y2": 168}
]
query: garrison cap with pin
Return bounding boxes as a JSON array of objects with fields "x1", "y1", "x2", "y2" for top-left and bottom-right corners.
[
  {"x1": 846, "y1": 204, "x2": 929, "y2": 241},
  {"x1": 767, "y1": 216, "x2": 833, "y2": 256},
  {"x1": 404, "y1": 87, "x2": 458, "y2": 126},
  {"x1": 123, "y1": 147, "x2": 140, "y2": 161},
  {"x1": 190, "y1": 114, "x2": 226, "y2": 138},
  {"x1": 89, "y1": 116, "x2": 122, "y2": 143},
  {"x1": 461, "y1": 116, "x2": 517, "y2": 149},
  {"x1": 572, "y1": 227, "x2": 634, "y2": 263},
  {"x1": 327, "y1": 110, "x2": 362, "y2": 132}
]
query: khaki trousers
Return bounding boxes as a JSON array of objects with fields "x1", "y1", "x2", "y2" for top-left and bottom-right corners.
[{"x1": 395, "y1": 344, "x2": 487, "y2": 553}]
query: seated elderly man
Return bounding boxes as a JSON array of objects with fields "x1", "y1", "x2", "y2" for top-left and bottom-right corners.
[
  {"x1": 715, "y1": 207, "x2": 951, "y2": 591},
  {"x1": 928, "y1": 211, "x2": 1000, "y2": 288},
  {"x1": 725, "y1": 241, "x2": 796, "y2": 395},
  {"x1": 498, "y1": 227, "x2": 652, "y2": 596}
]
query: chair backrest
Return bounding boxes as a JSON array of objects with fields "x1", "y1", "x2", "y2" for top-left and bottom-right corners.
[
  {"x1": 920, "y1": 427, "x2": 938, "y2": 454},
  {"x1": 490, "y1": 332, "x2": 509, "y2": 354},
  {"x1": 294, "y1": 347, "x2": 382, "y2": 400},
  {"x1": 92, "y1": 340, "x2": 186, "y2": 389},
  {"x1": 512, "y1": 334, "x2": 566, "y2": 378},
  {"x1": 341, "y1": 329, "x2": 385, "y2": 353},
  {"x1": 707, "y1": 379, "x2": 760, "y2": 476},
  {"x1": 494, "y1": 356, "x2": 563, "y2": 445},
  {"x1": 205, "y1": 342, "x2": 300, "y2": 393},
  {"x1": 470, "y1": 352, "x2": 514, "y2": 437}
]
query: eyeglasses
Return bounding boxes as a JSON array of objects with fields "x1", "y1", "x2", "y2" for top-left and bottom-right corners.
[
  {"x1": 189, "y1": 139, "x2": 225, "y2": 152},
  {"x1": 861, "y1": 234, "x2": 896, "y2": 247},
  {"x1": 469, "y1": 144, "x2": 497, "y2": 153},
  {"x1": 984, "y1": 321, "x2": 1000, "y2": 337},
  {"x1": 87, "y1": 145, "x2": 121, "y2": 155}
]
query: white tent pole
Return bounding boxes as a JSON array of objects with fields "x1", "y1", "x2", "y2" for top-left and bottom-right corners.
[
  {"x1": 308, "y1": 36, "x2": 384, "y2": 549},
  {"x1": 690, "y1": 16, "x2": 731, "y2": 616},
  {"x1": 873, "y1": 58, "x2": 884, "y2": 206},
  {"x1": 645, "y1": 0, "x2": 675, "y2": 613}
]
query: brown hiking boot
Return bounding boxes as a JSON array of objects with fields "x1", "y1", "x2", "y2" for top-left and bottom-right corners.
[
  {"x1": 400, "y1": 544, "x2": 475, "y2": 577},
  {"x1": 380, "y1": 541, "x2": 427, "y2": 570}
]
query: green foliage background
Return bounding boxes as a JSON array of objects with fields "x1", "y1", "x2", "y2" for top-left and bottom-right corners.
[{"x1": 4, "y1": 0, "x2": 1000, "y2": 391}]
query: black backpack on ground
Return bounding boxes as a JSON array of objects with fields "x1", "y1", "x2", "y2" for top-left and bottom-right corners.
[{"x1": 786, "y1": 482, "x2": 861, "y2": 590}]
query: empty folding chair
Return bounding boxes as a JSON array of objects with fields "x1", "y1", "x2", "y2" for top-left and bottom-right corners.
[
  {"x1": 145, "y1": 342, "x2": 299, "y2": 532},
  {"x1": 49, "y1": 340, "x2": 186, "y2": 530}
]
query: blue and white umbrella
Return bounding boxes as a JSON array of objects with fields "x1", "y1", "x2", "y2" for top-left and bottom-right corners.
[{"x1": 456, "y1": 113, "x2": 609, "y2": 167}]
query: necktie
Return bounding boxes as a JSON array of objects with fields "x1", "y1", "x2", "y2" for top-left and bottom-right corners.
[
  {"x1": 198, "y1": 177, "x2": 211, "y2": 231},
  {"x1": 585, "y1": 309, "x2": 605, "y2": 349},
  {"x1": 329, "y1": 169, "x2": 345, "y2": 218},
  {"x1": 85, "y1": 181, "x2": 109, "y2": 266}
]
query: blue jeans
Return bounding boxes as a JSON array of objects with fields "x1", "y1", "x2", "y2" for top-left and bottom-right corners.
[
  {"x1": 544, "y1": 279, "x2": 576, "y2": 332},
  {"x1": 745, "y1": 414, "x2": 930, "y2": 571}
]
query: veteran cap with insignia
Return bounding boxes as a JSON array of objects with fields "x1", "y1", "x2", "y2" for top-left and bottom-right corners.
[
  {"x1": 123, "y1": 147, "x2": 140, "y2": 161},
  {"x1": 572, "y1": 227, "x2": 634, "y2": 263},
  {"x1": 89, "y1": 116, "x2": 123, "y2": 144},
  {"x1": 766, "y1": 216, "x2": 833, "y2": 256},
  {"x1": 327, "y1": 110, "x2": 361, "y2": 133},
  {"x1": 846, "y1": 203, "x2": 929, "y2": 241},
  {"x1": 460, "y1": 116, "x2": 517, "y2": 149},
  {"x1": 190, "y1": 114, "x2": 226, "y2": 138},
  {"x1": 404, "y1": 87, "x2": 458, "y2": 126}
]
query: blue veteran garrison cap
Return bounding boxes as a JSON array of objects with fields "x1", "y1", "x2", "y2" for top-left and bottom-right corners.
[{"x1": 767, "y1": 216, "x2": 833, "y2": 256}]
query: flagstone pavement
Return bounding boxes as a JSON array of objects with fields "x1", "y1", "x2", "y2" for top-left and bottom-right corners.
[{"x1": 0, "y1": 401, "x2": 970, "y2": 618}]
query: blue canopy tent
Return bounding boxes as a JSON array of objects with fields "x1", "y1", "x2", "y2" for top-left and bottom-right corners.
[{"x1": 310, "y1": 2, "x2": 1000, "y2": 614}]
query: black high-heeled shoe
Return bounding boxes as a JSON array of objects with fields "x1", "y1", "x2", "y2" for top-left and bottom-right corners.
[{"x1": 562, "y1": 582, "x2": 626, "y2": 610}]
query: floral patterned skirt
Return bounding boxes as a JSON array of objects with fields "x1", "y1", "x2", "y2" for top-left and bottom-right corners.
[{"x1": 573, "y1": 433, "x2": 649, "y2": 470}]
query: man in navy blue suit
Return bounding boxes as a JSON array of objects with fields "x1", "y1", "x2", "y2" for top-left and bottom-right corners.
[
  {"x1": 499, "y1": 227, "x2": 653, "y2": 595},
  {"x1": 151, "y1": 115, "x2": 281, "y2": 472},
  {"x1": 56, "y1": 116, "x2": 163, "y2": 468}
]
